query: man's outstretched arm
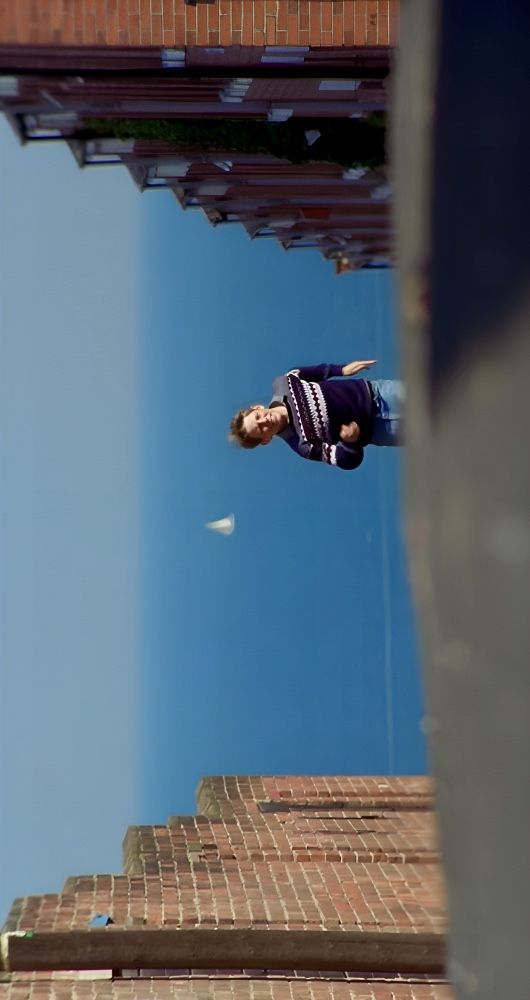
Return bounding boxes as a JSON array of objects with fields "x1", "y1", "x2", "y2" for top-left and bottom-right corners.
[
  {"x1": 296, "y1": 360, "x2": 377, "y2": 382},
  {"x1": 341, "y1": 359, "x2": 377, "y2": 377}
]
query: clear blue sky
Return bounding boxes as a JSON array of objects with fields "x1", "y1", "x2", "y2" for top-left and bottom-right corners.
[
  {"x1": 0, "y1": 118, "x2": 140, "y2": 920},
  {"x1": 0, "y1": 116, "x2": 426, "y2": 926}
]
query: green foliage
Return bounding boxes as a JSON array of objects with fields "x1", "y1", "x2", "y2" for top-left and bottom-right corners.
[{"x1": 86, "y1": 116, "x2": 387, "y2": 170}]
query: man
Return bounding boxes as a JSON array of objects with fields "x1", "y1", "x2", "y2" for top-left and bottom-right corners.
[{"x1": 229, "y1": 360, "x2": 404, "y2": 470}]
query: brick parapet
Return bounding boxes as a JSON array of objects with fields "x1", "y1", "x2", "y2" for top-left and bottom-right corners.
[
  {"x1": 3, "y1": 777, "x2": 446, "y2": 993},
  {"x1": 6, "y1": 775, "x2": 441, "y2": 936},
  {"x1": 196, "y1": 776, "x2": 434, "y2": 816},
  {"x1": 0, "y1": 2, "x2": 399, "y2": 51},
  {"x1": 5, "y1": 858, "x2": 445, "y2": 934},
  {"x1": 1, "y1": 981, "x2": 454, "y2": 1000}
]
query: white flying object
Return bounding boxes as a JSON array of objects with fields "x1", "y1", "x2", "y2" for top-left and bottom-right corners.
[{"x1": 205, "y1": 513, "x2": 235, "y2": 536}]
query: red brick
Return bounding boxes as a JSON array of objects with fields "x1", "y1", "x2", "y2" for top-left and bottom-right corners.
[
  {"x1": 219, "y1": 14, "x2": 232, "y2": 44},
  {"x1": 47, "y1": 0, "x2": 62, "y2": 27},
  {"x1": 72, "y1": 0, "x2": 84, "y2": 29},
  {"x1": 106, "y1": 14, "x2": 118, "y2": 45},
  {"x1": 343, "y1": 2, "x2": 354, "y2": 33},
  {"x1": 265, "y1": 15, "x2": 276, "y2": 44},
  {"x1": 298, "y1": 0, "x2": 309, "y2": 30},
  {"x1": 32, "y1": 9, "x2": 51, "y2": 40},
  {"x1": 140, "y1": 2, "x2": 152, "y2": 42},
  {"x1": 286, "y1": 13, "x2": 298, "y2": 43},
  {"x1": 231, "y1": 2, "x2": 242, "y2": 31},
  {"x1": 128, "y1": 11, "x2": 140, "y2": 42},
  {"x1": 253, "y1": 0, "x2": 265, "y2": 30},
  {"x1": 62, "y1": 14, "x2": 75, "y2": 42},
  {"x1": 196, "y1": 3, "x2": 208, "y2": 44},
  {"x1": 207, "y1": 3, "x2": 219, "y2": 30},
  {"x1": 162, "y1": 0, "x2": 174, "y2": 29},
  {"x1": 83, "y1": 12, "x2": 97, "y2": 42},
  {"x1": 96, "y1": 0, "x2": 110, "y2": 19},
  {"x1": 309, "y1": 19, "x2": 322, "y2": 46},
  {"x1": 241, "y1": 16, "x2": 254, "y2": 45},
  {"x1": 322, "y1": 3, "x2": 332, "y2": 31},
  {"x1": 151, "y1": 12, "x2": 162, "y2": 43},
  {"x1": 332, "y1": 14, "x2": 344, "y2": 45},
  {"x1": 117, "y1": 0, "x2": 128, "y2": 30},
  {"x1": 173, "y1": 12, "x2": 185, "y2": 43},
  {"x1": 378, "y1": 19, "x2": 390, "y2": 45},
  {"x1": 184, "y1": 5, "x2": 197, "y2": 30},
  {"x1": 276, "y1": 4, "x2": 288, "y2": 30},
  {"x1": 389, "y1": 0, "x2": 399, "y2": 44},
  {"x1": 354, "y1": 4, "x2": 366, "y2": 44}
]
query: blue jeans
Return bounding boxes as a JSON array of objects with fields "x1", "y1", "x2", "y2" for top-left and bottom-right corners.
[{"x1": 369, "y1": 379, "x2": 405, "y2": 446}]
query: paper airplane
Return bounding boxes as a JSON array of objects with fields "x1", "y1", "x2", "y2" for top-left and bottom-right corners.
[{"x1": 205, "y1": 513, "x2": 235, "y2": 536}]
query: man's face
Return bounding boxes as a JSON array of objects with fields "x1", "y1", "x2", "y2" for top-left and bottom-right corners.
[{"x1": 242, "y1": 405, "x2": 280, "y2": 446}]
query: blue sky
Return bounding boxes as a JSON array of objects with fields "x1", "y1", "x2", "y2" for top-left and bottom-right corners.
[
  {"x1": 0, "y1": 115, "x2": 426, "y2": 926},
  {"x1": 136, "y1": 200, "x2": 426, "y2": 823},
  {"x1": 0, "y1": 118, "x2": 140, "y2": 919}
]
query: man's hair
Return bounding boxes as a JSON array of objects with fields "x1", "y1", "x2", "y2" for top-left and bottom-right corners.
[{"x1": 229, "y1": 408, "x2": 260, "y2": 449}]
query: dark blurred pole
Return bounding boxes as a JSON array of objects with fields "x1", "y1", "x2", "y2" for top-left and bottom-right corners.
[{"x1": 393, "y1": 2, "x2": 530, "y2": 998}]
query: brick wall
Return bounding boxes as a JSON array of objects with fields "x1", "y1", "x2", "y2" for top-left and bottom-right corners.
[
  {"x1": 6, "y1": 863, "x2": 445, "y2": 935},
  {"x1": 1, "y1": 981, "x2": 453, "y2": 1000},
  {"x1": 5, "y1": 775, "x2": 443, "y2": 937},
  {"x1": 2, "y1": 777, "x2": 449, "y2": 998},
  {"x1": 0, "y1": 1, "x2": 399, "y2": 50},
  {"x1": 196, "y1": 775, "x2": 434, "y2": 816}
]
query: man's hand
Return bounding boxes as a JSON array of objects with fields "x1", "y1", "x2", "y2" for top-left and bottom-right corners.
[
  {"x1": 340, "y1": 421, "x2": 361, "y2": 443},
  {"x1": 341, "y1": 360, "x2": 377, "y2": 377}
]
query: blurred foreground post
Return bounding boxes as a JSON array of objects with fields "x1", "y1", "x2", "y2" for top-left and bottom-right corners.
[{"x1": 394, "y1": 2, "x2": 530, "y2": 998}]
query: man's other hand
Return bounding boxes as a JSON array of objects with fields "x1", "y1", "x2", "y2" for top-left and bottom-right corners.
[
  {"x1": 340, "y1": 421, "x2": 361, "y2": 443},
  {"x1": 341, "y1": 360, "x2": 377, "y2": 377}
]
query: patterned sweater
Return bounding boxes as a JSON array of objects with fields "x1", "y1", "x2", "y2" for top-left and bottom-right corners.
[{"x1": 269, "y1": 363, "x2": 374, "y2": 470}]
